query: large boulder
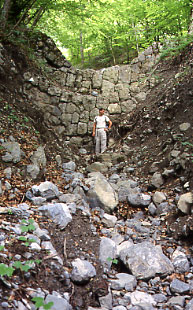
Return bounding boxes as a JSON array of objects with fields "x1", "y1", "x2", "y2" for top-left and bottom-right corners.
[
  {"x1": 85, "y1": 172, "x2": 118, "y2": 213},
  {"x1": 119, "y1": 241, "x2": 174, "y2": 280}
]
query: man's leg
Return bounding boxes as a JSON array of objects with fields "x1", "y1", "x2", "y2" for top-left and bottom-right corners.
[
  {"x1": 101, "y1": 130, "x2": 107, "y2": 153},
  {"x1": 95, "y1": 130, "x2": 100, "y2": 154}
]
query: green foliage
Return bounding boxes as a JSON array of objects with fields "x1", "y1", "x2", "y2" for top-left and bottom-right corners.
[
  {"x1": 107, "y1": 257, "x2": 118, "y2": 264},
  {"x1": 8, "y1": 113, "x2": 19, "y2": 122},
  {"x1": 32, "y1": 297, "x2": 54, "y2": 310},
  {"x1": 13, "y1": 261, "x2": 32, "y2": 272},
  {"x1": 7, "y1": 209, "x2": 13, "y2": 215},
  {"x1": 18, "y1": 236, "x2": 36, "y2": 247},
  {"x1": 1, "y1": 0, "x2": 192, "y2": 67},
  {"x1": 0, "y1": 263, "x2": 14, "y2": 277},
  {"x1": 35, "y1": 0, "x2": 192, "y2": 67},
  {"x1": 13, "y1": 259, "x2": 41, "y2": 272},
  {"x1": 20, "y1": 219, "x2": 36, "y2": 233},
  {"x1": 0, "y1": 214, "x2": 41, "y2": 287},
  {"x1": 0, "y1": 256, "x2": 41, "y2": 277},
  {"x1": 2, "y1": 103, "x2": 21, "y2": 124},
  {"x1": 159, "y1": 34, "x2": 193, "y2": 59}
]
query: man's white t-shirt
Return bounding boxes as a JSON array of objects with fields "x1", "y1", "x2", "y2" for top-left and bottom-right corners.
[{"x1": 94, "y1": 115, "x2": 110, "y2": 129}]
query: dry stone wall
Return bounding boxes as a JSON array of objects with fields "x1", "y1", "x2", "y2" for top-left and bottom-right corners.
[{"x1": 23, "y1": 44, "x2": 160, "y2": 146}]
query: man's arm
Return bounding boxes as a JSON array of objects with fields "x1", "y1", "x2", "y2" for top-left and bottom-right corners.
[
  {"x1": 105, "y1": 119, "x2": 112, "y2": 131},
  {"x1": 108, "y1": 119, "x2": 112, "y2": 130},
  {"x1": 92, "y1": 122, "x2": 96, "y2": 136}
]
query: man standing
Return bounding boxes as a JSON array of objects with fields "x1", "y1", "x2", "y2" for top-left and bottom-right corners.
[{"x1": 92, "y1": 108, "x2": 112, "y2": 154}]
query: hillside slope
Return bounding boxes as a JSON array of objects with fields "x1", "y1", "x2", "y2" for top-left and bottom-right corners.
[{"x1": 108, "y1": 43, "x2": 193, "y2": 192}]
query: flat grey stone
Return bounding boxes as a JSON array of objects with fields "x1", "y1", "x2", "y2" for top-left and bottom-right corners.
[
  {"x1": 170, "y1": 278, "x2": 190, "y2": 294},
  {"x1": 110, "y1": 273, "x2": 136, "y2": 291},
  {"x1": 167, "y1": 296, "x2": 185, "y2": 307}
]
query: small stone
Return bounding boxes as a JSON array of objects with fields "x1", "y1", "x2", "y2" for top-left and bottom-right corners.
[
  {"x1": 151, "y1": 172, "x2": 164, "y2": 188},
  {"x1": 152, "y1": 191, "x2": 166, "y2": 206},
  {"x1": 177, "y1": 192, "x2": 193, "y2": 214},
  {"x1": 101, "y1": 213, "x2": 117, "y2": 228},
  {"x1": 170, "y1": 279, "x2": 190, "y2": 294},
  {"x1": 167, "y1": 296, "x2": 185, "y2": 307},
  {"x1": 179, "y1": 122, "x2": 190, "y2": 131},
  {"x1": 71, "y1": 258, "x2": 96, "y2": 283}
]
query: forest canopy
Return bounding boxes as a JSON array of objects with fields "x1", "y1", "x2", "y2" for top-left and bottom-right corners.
[{"x1": 0, "y1": 0, "x2": 192, "y2": 68}]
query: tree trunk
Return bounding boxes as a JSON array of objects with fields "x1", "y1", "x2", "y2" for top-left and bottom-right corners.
[
  {"x1": 188, "y1": 4, "x2": 193, "y2": 35},
  {"x1": 1, "y1": 0, "x2": 12, "y2": 28},
  {"x1": 6, "y1": 0, "x2": 37, "y2": 36},
  {"x1": 31, "y1": 6, "x2": 45, "y2": 29},
  {"x1": 132, "y1": 21, "x2": 139, "y2": 54},
  {"x1": 80, "y1": 31, "x2": 84, "y2": 65},
  {"x1": 109, "y1": 37, "x2": 116, "y2": 65}
]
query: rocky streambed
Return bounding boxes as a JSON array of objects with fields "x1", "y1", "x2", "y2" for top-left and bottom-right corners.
[{"x1": 0, "y1": 158, "x2": 193, "y2": 310}]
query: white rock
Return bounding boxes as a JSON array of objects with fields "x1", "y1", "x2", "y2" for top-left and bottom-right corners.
[
  {"x1": 177, "y1": 192, "x2": 193, "y2": 214},
  {"x1": 41, "y1": 241, "x2": 63, "y2": 265},
  {"x1": 45, "y1": 294, "x2": 71, "y2": 310},
  {"x1": 99, "y1": 291, "x2": 113, "y2": 310},
  {"x1": 125, "y1": 290, "x2": 156, "y2": 306},
  {"x1": 116, "y1": 240, "x2": 133, "y2": 257},
  {"x1": 152, "y1": 191, "x2": 167, "y2": 206},
  {"x1": 85, "y1": 172, "x2": 118, "y2": 213},
  {"x1": 99, "y1": 237, "x2": 117, "y2": 270},
  {"x1": 102, "y1": 213, "x2": 117, "y2": 228},
  {"x1": 29, "y1": 243, "x2": 41, "y2": 251},
  {"x1": 151, "y1": 172, "x2": 164, "y2": 188},
  {"x1": 179, "y1": 122, "x2": 190, "y2": 131},
  {"x1": 110, "y1": 273, "x2": 137, "y2": 291},
  {"x1": 119, "y1": 241, "x2": 174, "y2": 279},
  {"x1": 71, "y1": 258, "x2": 96, "y2": 283}
]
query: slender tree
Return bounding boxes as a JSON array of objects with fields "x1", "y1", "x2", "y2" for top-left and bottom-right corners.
[
  {"x1": 0, "y1": 0, "x2": 12, "y2": 28},
  {"x1": 188, "y1": 1, "x2": 193, "y2": 34},
  {"x1": 7, "y1": 0, "x2": 37, "y2": 34}
]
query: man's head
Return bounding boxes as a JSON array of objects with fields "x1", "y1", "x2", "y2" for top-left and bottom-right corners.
[{"x1": 99, "y1": 108, "x2": 105, "y2": 116}]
